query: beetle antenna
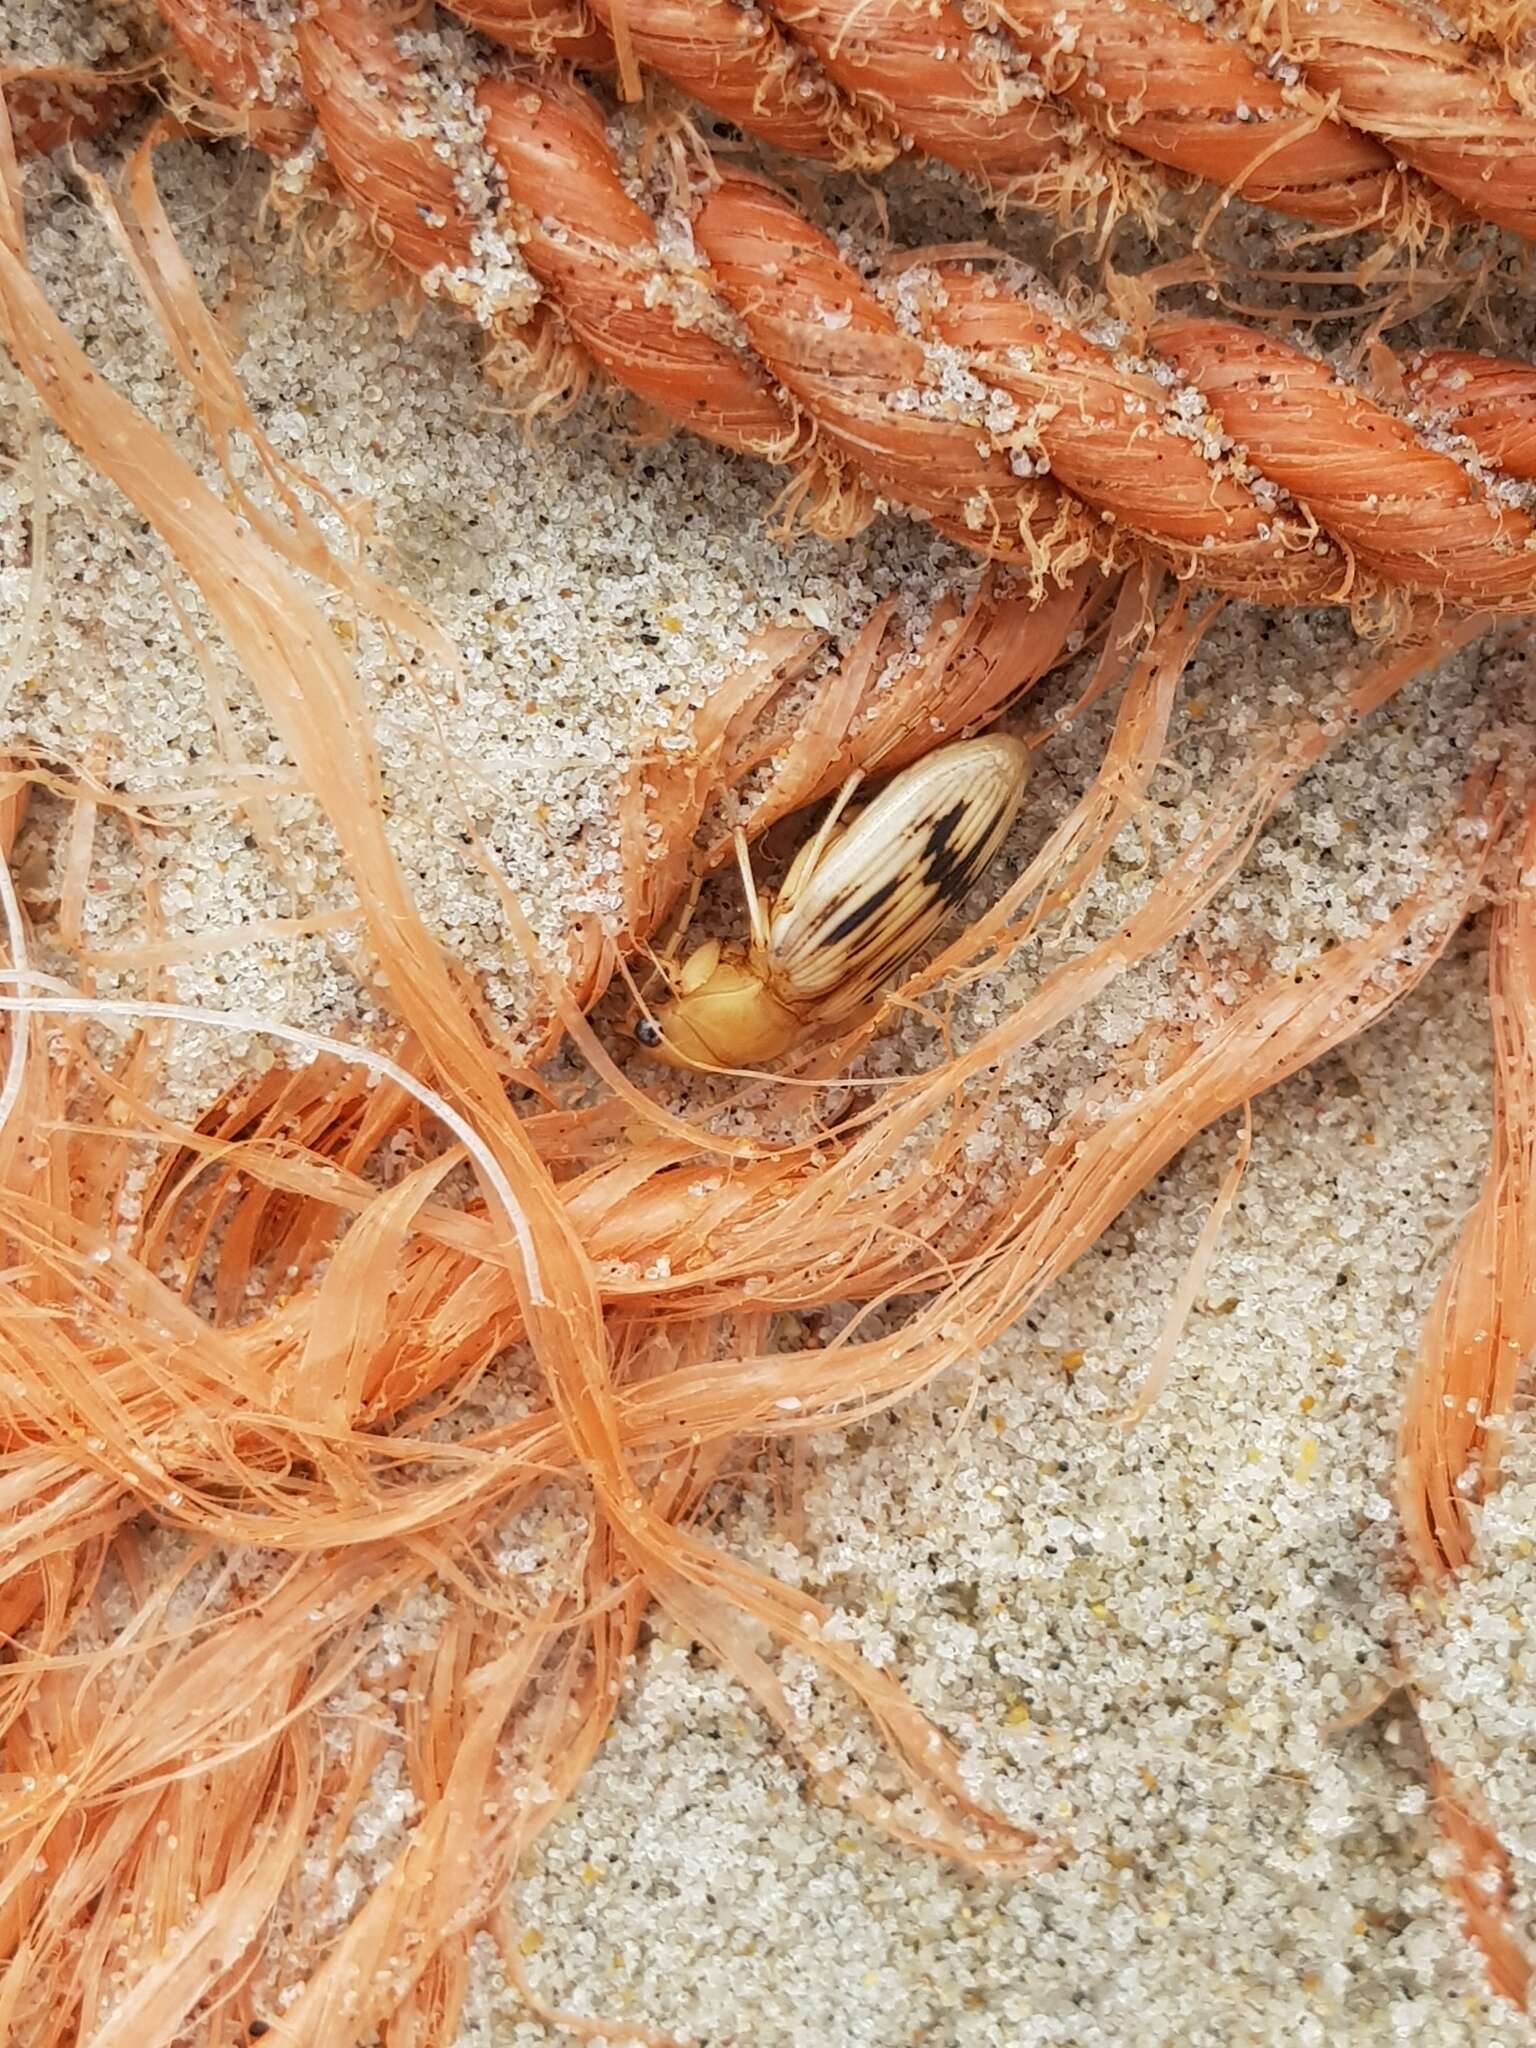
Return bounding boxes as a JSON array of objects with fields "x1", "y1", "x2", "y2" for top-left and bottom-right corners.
[
  {"x1": 624, "y1": 943, "x2": 666, "y2": 1002},
  {"x1": 615, "y1": 950, "x2": 667, "y2": 1045},
  {"x1": 658, "y1": 871, "x2": 706, "y2": 967}
]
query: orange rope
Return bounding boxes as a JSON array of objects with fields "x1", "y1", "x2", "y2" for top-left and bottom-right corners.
[
  {"x1": 450, "y1": 0, "x2": 616, "y2": 67},
  {"x1": 155, "y1": 0, "x2": 314, "y2": 153},
  {"x1": 446, "y1": 0, "x2": 1535, "y2": 238},
  {"x1": 1223, "y1": 0, "x2": 1536, "y2": 240},
  {"x1": 147, "y1": 3, "x2": 1536, "y2": 618},
  {"x1": 1405, "y1": 349, "x2": 1536, "y2": 479},
  {"x1": 983, "y1": 0, "x2": 1405, "y2": 227},
  {"x1": 32, "y1": 0, "x2": 1518, "y2": 240}
]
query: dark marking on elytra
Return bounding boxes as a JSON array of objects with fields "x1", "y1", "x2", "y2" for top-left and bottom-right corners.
[
  {"x1": 823, "y1": 869, "x2": 903, "y2": 946},
  {"x1": 803, "y1": 791, "x2": 1008, "y2": 988},
  {"x1": 919, "y1": 798, "x2": 995, "y2": 910}
]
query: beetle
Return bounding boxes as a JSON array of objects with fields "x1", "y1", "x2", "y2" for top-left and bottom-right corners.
[{"x1": 636, "y1": 731, "x2": 1031, "y2": 1071}]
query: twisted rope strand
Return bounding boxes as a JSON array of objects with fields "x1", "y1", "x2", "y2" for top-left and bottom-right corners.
[
  {"x1": 1404, "y1": 348, "x2": 1536, "y2": 478},
  {"x1": 283, "y1": 2, "x2": 583, "y2": 395},
  {"x1": 671, "y1": 161, "x2": 1103, "y2": 575},
  {"x1": 572, "y1": 0, "x2": 901, "y2": 168},
  {"x1": 802, "y1": 0, "x2": 1402, "y2": 225},
  {"x1": 442, "y1": 0, "x2": 1403, "y2": 229},
  {"x1": 980, "y1": 0, "x2": 1536, "y2": 238},
  {"x1": 476, "y1": 75, "x2": 820, "y2": 464},
  {"x1": 450, "y1": 0, "x2": 615, "y2": 68},
  {"x1": 150, "y1": 1, "x2": 1536, "y2": 614},
  {"x1": 1223, "y1": 0, "x2": 1536, "y2": 240},
  {"x1": 450, "y1": 0, "x2": 1535, "y2": 238},
  {"x1": 602, "y1": 0, "x2": 1112, "y2": 196},
  {"x1": 1151, "y1": 316, "x2": 1536, "y2": 610},
  {"x1": 294, "y1": 2, "x2": 481, "y2": 281},
  {"x1": 154, "y1": 0, "x2": 1536, "y2": 240},
  {"x1": 156, "y1": 0, "x2": 314, "y2": 153},
  {"x1": 457, "y1": 0, "x2": 1095, "y2": 185},
  {"x1": 687, "y1": 168, "x2": 1536, "y2": 611}
]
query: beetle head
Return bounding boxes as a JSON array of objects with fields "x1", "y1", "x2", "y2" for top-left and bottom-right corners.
[{"x1": 637, "y1": 943, "x2": 801, "y2": 1071}]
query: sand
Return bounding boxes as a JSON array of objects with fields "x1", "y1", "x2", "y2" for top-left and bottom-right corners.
[{"x1": 4, "y1": 14, "x2": 1536, "y2": 2046}]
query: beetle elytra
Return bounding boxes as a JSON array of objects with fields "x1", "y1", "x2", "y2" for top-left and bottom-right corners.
[{"x1": 638, "y1": 731, "x2": 1031, "y2": 1071}]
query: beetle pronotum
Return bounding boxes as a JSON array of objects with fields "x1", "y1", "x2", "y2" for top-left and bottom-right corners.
[{"x1": 636, "y1": 732, "x2": 1032, "y2": 1071}]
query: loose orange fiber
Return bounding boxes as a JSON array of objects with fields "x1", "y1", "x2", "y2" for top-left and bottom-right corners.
[{"x1": 1397, "y1": 792, "x2": 1536, "y2": 1579}]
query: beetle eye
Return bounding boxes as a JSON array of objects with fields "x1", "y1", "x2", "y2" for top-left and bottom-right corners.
[{"x1": 635, "y1": 1017, "x2": 663, "y2": 1048}]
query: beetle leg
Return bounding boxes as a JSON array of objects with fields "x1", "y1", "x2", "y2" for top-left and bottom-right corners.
[
  {"x1": 631, "y1": 872, "x2": 708, "y2": 1011},
  {"x1": 678, "y1": 936, "x2": 723, "y2": 994},
  {"x1": 775, "y1": 769, "x2": 865, "y2": 916},
  {"x1": 733, "y1": 827, "x2": 772, "y2": 953}
]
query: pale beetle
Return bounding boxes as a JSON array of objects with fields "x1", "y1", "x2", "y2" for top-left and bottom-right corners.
[{"x1": 636, "y1": 732, "x2": 1031, "y2": 1071}]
